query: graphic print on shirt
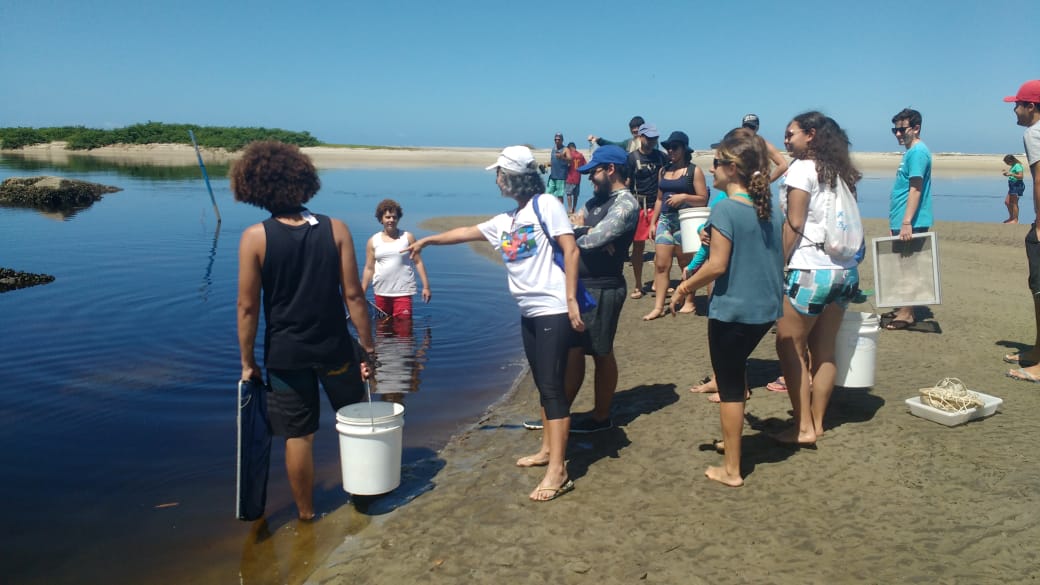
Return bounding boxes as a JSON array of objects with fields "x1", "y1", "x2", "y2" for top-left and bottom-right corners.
[{"x1": 499, "y1": 224, "x2": 538, "y2": 263}]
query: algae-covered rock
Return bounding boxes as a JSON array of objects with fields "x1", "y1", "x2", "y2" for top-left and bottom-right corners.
[
  {"x1": 0, "y1": 267, "x2": 56, "y2": 293},
  {"x1": 0, "y1": 176, "x2": 121, "y2": 210}
]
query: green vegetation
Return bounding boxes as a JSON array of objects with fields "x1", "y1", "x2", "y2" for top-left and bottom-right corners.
[{"x1": 0, "y1": 122, "x2": 322, "y2": 151}]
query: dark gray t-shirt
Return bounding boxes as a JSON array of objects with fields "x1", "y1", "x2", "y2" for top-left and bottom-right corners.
[{"x1": 707, "y1": 198, "x2": 785, "y2": 324}]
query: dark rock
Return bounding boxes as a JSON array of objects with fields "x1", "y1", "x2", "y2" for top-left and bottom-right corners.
[
  {"x1": 0, "y1": 267, "x2": 56, "y2": 293},
  {"x1": 0, "y1": 176, "x2": 121, "y2": 210}
]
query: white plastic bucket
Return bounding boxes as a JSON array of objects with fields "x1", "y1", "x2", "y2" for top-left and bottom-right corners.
[
  {"x1": 335, "y1": 402, "x2": 404, "y2": 495},
  {"x1": 834, "y1": 312, "x2": 880, "y2": 388},
  {"x1": 678, "y1": 207, "x2": 711, "y2": 254}
]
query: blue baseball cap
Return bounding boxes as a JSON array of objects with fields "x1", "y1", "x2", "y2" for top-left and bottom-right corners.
[{"x1": 577, "y1": 145, "x2": 628, "y2": 173}]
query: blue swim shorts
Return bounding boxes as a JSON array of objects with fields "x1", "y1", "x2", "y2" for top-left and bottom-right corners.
[
  {"x1": 783, "y1": 268, "x2": 860, "y2": 316},
  {"x1": 654, "y1": 213, "x2": 682, "y2": 246}
]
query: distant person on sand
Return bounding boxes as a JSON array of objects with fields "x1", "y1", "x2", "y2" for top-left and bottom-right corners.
[
  {"x1": 405, "y1": 145, "x2": 584, "y2": 501},
  {"x1": 642, "y1": 130, "x2": 709, "y2": 320},
  {"x1": 669, "y1": 130, "x2": 784, "y2": 487},
  {"x1": 547, "y1": 133, "x2": 570, "y2": 203},
  {"x1": 1002, "y1": 80, "x2": 1040, "y2": 382},
  {"x1": 774, "y1": 112, "x2": 863, "y2": 446},
  {"x1": 740, "y1": 113, "x2": 789, "y2": 182},
  {"x1": 588, "y1": 115, "x2": 645, "y2": 153},
  {"x1": 627, "y1": 123, "x2": 668, "y2": 299},
  {"x1": 1003, "y1": 154, "x2": 1025, "y2": 224},
  {"x1": 564, "y1": 141, "x2": 587, "y2": 213},
  {"x1": 884, "y1": 108, "x2": 933, "y2": 331},
  {"x1": 234, "y1": 141, "x2": 375, "y2": 521},
  {"x1": 361, "y1": 198, "x2": 431, "y2": 328}
]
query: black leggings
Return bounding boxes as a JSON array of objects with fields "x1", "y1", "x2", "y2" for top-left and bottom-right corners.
[
  {"x1": 520, "y1": 313, "x2": 572, "y2": 420},
  {"x1": 708, "y1": 319, "x2": 773, "y2": 403}
]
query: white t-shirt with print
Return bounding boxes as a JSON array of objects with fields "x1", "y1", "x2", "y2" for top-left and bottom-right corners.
[
  {"x1": 781, "y1": 158, "x2": 857, "y2": 270},
  {"x1": 478, "y1": 194, "x2": 572, "y2": 318}
]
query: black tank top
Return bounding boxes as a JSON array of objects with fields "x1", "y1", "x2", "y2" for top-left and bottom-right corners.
[{"x1": 261, "y1": 213, "x2": 352, "y2": 369}]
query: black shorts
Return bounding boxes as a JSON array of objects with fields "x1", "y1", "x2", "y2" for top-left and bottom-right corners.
[
  {"x1": 708, "y1": 319, "x2": 773, "y2": 403},
  {"x1": 520, "y1": 312, "x2": 572, "y2": 420},
  {"x1": 572, "y1": 285, "x2": 626, "y2": 356},
  {"x1": 1026, "y1": 225, "x2": 1040, "y2": 295},
  {"x1": 267, "y1": 360, "x2": 365, "y2": 438}
]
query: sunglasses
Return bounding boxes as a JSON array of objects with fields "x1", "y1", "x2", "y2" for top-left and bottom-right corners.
[
  {"x1": 664, "y1": 144, "x2": 684, "y2": 151},
  {"x1": 891, "y1": 126, "x2": 914, "y2": 135},
  {"x1": 784, "y1": 129, "x2": 804, "y2": 139},
  {"x1": 713, "y1": 158, "x2": 733, "y2": 169}
]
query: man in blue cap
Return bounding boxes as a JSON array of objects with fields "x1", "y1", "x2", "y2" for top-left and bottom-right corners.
[{"x1": 567, "y1": 145, "x2": 639, "y2": 432}]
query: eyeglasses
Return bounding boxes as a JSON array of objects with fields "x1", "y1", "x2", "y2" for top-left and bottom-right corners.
[
  {"x1": 713, "y1": 158, "x2": 733, "y2": 169},
  {"x1": 891, "y1": 126, "x2": 914, "y2": 135},
  {"x1": 589, "y1": 165, "x2": 607, "y2": 175}
]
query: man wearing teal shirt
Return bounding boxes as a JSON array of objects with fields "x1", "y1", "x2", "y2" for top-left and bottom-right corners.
[{"x1": 885, "y1": 108, "x2": 932, "y2": 330}]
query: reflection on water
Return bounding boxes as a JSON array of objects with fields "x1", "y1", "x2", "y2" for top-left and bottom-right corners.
[
  {"x1": 0, "y1": 151, "x2": 230, "y2": 180},
  {"x1": 371, "y1": 317, "x2": 432, "y2": 404},
  {"x1": 200, "y1": 223, "x2": 222, "y2": 302}
]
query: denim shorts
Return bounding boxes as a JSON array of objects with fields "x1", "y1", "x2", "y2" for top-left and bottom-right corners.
[
  {"x1": 654, "y1": 213, "x2": 682, "y2": 246},
  {"x1": 783, "y1": 267, "x2": 860, "y2": 316}
]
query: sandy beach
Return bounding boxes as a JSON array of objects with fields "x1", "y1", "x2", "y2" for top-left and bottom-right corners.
[
  {"x1": 289, "y1": 216, "x2": 1040, "y2": 585},
  {"x1": 0, "y1": 142, "x2": 1016, "y2": 174}
]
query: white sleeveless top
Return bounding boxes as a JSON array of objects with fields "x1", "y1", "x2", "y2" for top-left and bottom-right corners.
[{"x1": 371, "y1": 231, "x2": 417, "y2": 297}]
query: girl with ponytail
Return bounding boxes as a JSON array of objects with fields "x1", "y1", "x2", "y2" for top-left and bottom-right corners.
[
  {"x1": 773, "y1": 112, "x2": 862, "y2": 447},
  {"x1": 669, "y1": 130, "x2": 785, "y2": 487}
]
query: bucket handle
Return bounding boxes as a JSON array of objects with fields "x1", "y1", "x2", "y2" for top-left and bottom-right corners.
[{"x1": 363, "y1": 379, "x2": 376, "y2": 432}]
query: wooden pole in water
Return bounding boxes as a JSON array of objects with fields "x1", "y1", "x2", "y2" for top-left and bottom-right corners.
[{"x1": 188, "y1": 130, "x2": 221, "y2": 224}]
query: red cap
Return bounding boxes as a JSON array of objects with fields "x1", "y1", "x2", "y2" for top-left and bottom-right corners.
[{"x1": 1004, "y1": 80, "x2": 1040, "y2": 103}]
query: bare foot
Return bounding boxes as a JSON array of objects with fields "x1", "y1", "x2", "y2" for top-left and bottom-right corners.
[
  {"x1": 705, "y1": 465, "x2": 743, "y2": 487},
  {"x1": 689, "y1": 377, "x2": 717, "y2": 394},
  {"x1": 630, "y1": 289, "x2": 643, "y2": 299},
  {"x1": 516, "y1": 453, "x2": 549, "y2": 467},
  {"x1": 677, "y1": 303, "x2": 696, "y2": 314},
  {"x1": 771, "y1": 426, "x2": 817, "y2": 446},
  {"x1": 642, "y1": 308, "x2": 666, "y2": 321}
]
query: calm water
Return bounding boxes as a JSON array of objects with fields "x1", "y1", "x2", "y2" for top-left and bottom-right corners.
[{"x1": 0, "y1": 153, "x2": 1007, "y2": 584}]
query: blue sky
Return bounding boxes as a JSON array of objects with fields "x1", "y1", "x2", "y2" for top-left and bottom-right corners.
[{"x1": 1, "y1": 0, "x2": 1033, "y2": 153}]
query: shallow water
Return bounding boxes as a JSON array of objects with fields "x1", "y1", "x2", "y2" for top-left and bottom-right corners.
[{"x1": 0, "y1": 154, "x2": 1009, "y2": 584}]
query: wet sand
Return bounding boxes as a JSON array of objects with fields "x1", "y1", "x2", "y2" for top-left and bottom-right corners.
[
  {"x1": 300, "y1": 217, "x2": 1040, "y2": 584},
  {"x1": 1, "y1": 142, "x2": 1014, "y2": 174}
]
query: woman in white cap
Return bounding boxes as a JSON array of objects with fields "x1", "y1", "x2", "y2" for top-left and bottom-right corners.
[{"x1": 406, "y1": 146, "x2": 584, "y2": 502}]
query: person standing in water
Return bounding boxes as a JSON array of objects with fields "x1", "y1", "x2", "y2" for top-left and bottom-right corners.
[
  {"x1": 1003, "y1": 154, "x2": 1025, "y2": 224},
  {"x1": 361, "y1": 198, "x2": 431, "y2": 327},
  {"x1": 235, "y1": 141, "x2": 375, "y2": 520}
]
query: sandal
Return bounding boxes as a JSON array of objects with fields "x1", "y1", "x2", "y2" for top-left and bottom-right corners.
[{"x1": 630, "y1": 289, "x2": 644, "y2": 299}]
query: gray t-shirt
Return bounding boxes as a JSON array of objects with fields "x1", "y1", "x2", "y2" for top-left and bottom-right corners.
[
  {"x1": 707, "y1": 197, "x2": 785, "y2": 324},
  {"x1": 1024, "y1": 122, "x2": 1040, "y2": 169}
]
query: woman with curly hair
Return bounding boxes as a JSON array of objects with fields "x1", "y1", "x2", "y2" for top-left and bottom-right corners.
[
  {"x1": 669, "y1": 131, "x2": 784, "y2": 487},
  {"x1": 361, "y1": 198, "x2": 431, "y2": 326},
  {"x1": 234, "y1": 140, "x2": 375, "y2": 520},
  {"x1": 773, "y1": 112, "x2": 863, "y2": 446},
  {"x1": 405, "y1": 146, "x2": 585, "y2": 501}
]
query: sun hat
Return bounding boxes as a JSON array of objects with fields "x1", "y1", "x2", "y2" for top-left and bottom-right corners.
[
  {"x1": 1004, "y1": 80, "x2": 1040, "y2": 103},
  {"x1": 636, "y1": 123, "x2": 660, "y2": 138},
  {"x1": 741, "y1": 113, "x2": 760, "y2": 129},
  {"x1": 577, "y1": 145, "x2": 628, "y2": 173},
  {"x1": 485, "y1": 145, "x2": 536, "y2": 173},
  {"x1": 661, "y1": 131, "x2": 691, "y2": 151}
]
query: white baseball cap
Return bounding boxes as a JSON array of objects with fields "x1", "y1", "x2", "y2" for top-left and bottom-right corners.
[{"x1": 485, "y1": 145, "x2": 536, "y2": 173}]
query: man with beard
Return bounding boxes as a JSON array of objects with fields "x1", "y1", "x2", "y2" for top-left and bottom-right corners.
[
  {"x1": 1003, "y1": 80, "x2": 1040, "y2": 382},
  {"x1": 522, "y1": 145, "x2": 637, "y2": 433},
  {"x1": 566, "y1": 145, "x2": 639, "y2": 432}
]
